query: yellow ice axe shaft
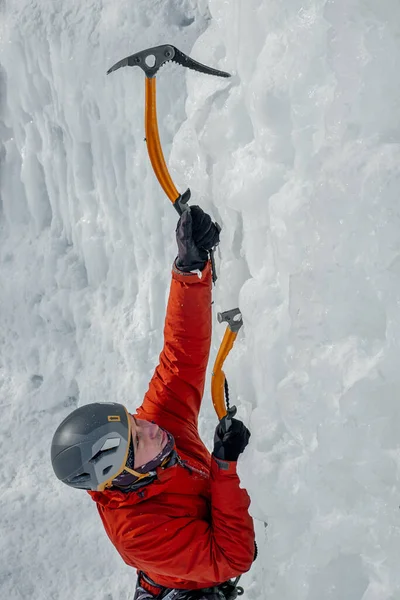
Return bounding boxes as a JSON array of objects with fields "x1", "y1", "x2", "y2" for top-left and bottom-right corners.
[
  {"x1": 211, "y1": 329, "x2": 238, "y2": 420},
  {"x1": 211, "y1": 308, "x2": 243, "y2": 424}
]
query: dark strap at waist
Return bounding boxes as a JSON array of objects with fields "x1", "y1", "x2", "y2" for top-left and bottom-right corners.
[{"x1": 134, "y1": 571, "x2": 242, "y2": 600}]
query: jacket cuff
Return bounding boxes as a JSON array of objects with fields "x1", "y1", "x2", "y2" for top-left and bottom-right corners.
[
  {"x1": 172, "y1": 259, "x2": 212, "y2": 283},
  {"x1": 212, "y1": 455, "x2": 238, "y2": 474}
]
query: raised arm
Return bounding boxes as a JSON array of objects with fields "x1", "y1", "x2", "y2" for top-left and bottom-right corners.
[{"x1": 136, "y1": 207, "x2": 220, "y2": 435}]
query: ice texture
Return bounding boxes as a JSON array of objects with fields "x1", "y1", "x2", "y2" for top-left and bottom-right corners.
[{"x1": 1, "y1": 1, "x2": 400, "y2": 599}]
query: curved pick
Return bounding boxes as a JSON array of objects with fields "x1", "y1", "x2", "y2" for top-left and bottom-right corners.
[{"x1": 172, "y1": 46, "x2": 230, "y2": 79}]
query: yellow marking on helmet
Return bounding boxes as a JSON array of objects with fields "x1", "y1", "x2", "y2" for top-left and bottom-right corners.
[{"x1": 108, "y1": 415, "x2": 121, "y2": 422}]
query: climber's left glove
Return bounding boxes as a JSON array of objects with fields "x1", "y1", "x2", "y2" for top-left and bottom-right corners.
[{"x1": 213, "y1": 418, "x2": 251, "y2": 462}]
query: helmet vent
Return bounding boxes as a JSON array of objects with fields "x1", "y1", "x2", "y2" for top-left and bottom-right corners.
[
  {"x1": 100, "y1": 437, "x2": 121, "y2": 451},
  {"x1": 90, "y1": 446, "x2": 118, "y2": 464},
  {"x1": 102, "y1": 465, "x2": 113, "y2": 476}
]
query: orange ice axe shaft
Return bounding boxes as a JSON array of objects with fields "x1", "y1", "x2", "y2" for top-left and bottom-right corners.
[{"x1": 211, "y1": 308, "x2": 243, "y2": 429}]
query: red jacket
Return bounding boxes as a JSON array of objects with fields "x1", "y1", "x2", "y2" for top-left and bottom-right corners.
[{"x1": 89, "y1": 261, "x2": 255, "y2": 590}]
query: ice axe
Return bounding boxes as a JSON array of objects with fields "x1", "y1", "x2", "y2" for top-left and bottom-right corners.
[
  {"x1": 107, "y1": 44, "x2": 230, "y2": 282},
  {"x1": 107, "y1": 46, "x2": 240, "y2": 427},
  {"x1": 211, "y1": 308, "x2": 243, "y2": 432}
]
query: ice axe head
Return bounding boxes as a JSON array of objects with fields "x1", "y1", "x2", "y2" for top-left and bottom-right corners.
[
  {"x1": 107, "y1": 44, "x2": 231, "y2": 79},
  {"x1": 219, "y1": 405, "x2": 237, "y2": 434}
]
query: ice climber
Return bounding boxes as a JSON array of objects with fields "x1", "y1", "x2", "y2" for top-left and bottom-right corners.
[{"x1": 51, "y1": 206, "x2": 255, "y2": 600}]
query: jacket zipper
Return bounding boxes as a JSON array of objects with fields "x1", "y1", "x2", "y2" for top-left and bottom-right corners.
[{"x1": 176, "y1": 455, "x2": 208, "y2": 479}]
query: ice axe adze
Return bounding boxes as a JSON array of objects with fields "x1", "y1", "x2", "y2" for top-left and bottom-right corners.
[{"x1": 107, "y1": 44, "x2": 230, "y2": 283}]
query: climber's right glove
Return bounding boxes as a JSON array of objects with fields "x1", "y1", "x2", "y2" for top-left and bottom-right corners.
[
  {"x1": 175, "y1": 205, "x2": 220, "y2": 272},
  {"x1": 212, "y1": 418, "x2": 251, "y2": 462}
]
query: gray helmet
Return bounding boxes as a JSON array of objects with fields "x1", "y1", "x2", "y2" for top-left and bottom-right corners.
[{"x1": 51, "y1": 402, "x2": 131, "y2": 491}]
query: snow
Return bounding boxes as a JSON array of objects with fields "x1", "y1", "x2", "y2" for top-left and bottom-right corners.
[{"x1": 1, "y1": 0, "x2": 400, "y2": 599}]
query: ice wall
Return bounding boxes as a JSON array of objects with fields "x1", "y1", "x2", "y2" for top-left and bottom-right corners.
[{"x1": 1, "y1": 1, "x2": 400, "y2": 599}]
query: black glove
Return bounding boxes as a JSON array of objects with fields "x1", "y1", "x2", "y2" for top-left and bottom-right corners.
[
  {"x1": 213, "y1": 418, "x2": 251, "y2": 462},
  {"x1": 175, "y1": 206, "x2": 220, "y2": 272}
]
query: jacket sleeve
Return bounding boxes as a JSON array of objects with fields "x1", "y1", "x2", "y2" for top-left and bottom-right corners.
[
  {"x1": 119, "y1": 458, "x2": 255, "y2": 586},
  {"x1": 136, "y1": 261, "x2": 212, "y2": 432}
]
